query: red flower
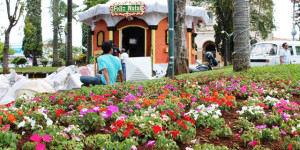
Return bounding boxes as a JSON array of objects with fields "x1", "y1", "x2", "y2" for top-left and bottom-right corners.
[
  {"x1": 126, "y1": 122, "x2": 135, "y2": 131},
  {"x1": 111, "y1": 127, "x2": 118, "y2": 133},
  {"x1": 56, "y1": 109, "x2": 65, "y2": 117},
  {"x1": 152, "y1": 125, "x2": 162, "y2": 134},
  {"x1": 293, "y1": 131, "x2": 298, "y2": 136},
  {"x1": 177, "y1": 120, "x2": 187, "y2": 128},
  {"x1": 184, "y1": 116, "x2": 191, "y2": 121},
  {"x1": 206, "y1": 129, "x2": 211, "y2": 133},
  {"x1": 116, "y1": 119, "x2": 125, "y2": 128},
  {"x1": 190, "y1": 119, "x2": 195, "y2": 124},
  {"x1": 112, "y1": 90, "x2": 117, "y2": 95},
  {"x1": 259, "y1": 103, "x2": 268, "y2": 109},
  {"x1": 58, "y1": 98, "x2": 63, "y2": 104},
  {"x1": 171, "y1": 131, "x2": 179, "y2": 138},
  {"x1": 288, "y1": 144, "x2": 293, "y2": 150},
  {"x1": 122, "y1": 130, "x2": 130, "y2": 137},
  {"x1": 134, "y1": 129, "x2": 140, "y2": 135}
]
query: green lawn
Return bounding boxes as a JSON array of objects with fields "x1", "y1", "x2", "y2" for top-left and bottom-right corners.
[{"x1": 0, "y1": 66, "x2": 59, "y2": 73}]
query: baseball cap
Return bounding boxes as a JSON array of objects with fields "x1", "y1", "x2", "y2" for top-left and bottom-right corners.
[{"x1": 101, "y1": 41, "x2": 112, "y2": 52}]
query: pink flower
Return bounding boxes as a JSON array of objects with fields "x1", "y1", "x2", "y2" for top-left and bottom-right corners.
[
  {"x1": 283, "y1": 105, "x2": 291, "y2": 110},
  {"x1": 256, "y1": 125, "x2": 267, "y2": 130},
  {"x1": 281, "y1": 129, "x2": 286, "y2": 135},
  {"x1": 1, "y1": 124, "x2": 10, "y2": 131},
  {"x1": 277, "y1": 108, "x2": 284, "y2": 114},
  {"x1": 146, "y1": 140, "x2": 156, "y2": 147},
  {"x1": 248, "y1": 92, "x2": 252, "y2": 96},
  {"x1": 248, "y1": 140, "x2": 258, "y2": 146},
  {"x1": 112, "y1": 90, "x2": 117, "y2": 95},
  {"x1": 42, "y1": 135, "x2": 52, "y2": 143},
  {"x1": 30, "y1": 133, "x2": 42, "y2": 143},
  {"x1": 35, "y1": 143, "x2": 45, "y2": 150}
]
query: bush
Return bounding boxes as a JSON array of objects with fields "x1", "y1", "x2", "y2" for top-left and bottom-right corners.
[
  {"x1": 11, "y1": 57, "x2": 27, "y2": 67},
  {"x1": 59, "y1": 59, "x2": 65, "y2": 66},
  {"x1": 0, "y1": 55, "x2": 3, "y2": 63},
  {"x1": 40, "y1": 58, "x2": 49, "y2": 67}
]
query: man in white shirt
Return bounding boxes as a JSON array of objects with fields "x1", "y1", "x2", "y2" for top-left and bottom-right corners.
[
  {"x1": 280, "y1": 42, "x2": 292, "y2": 64},
  {"x1": 120, "y1": 49, "x2": 129, "y2": 81}
]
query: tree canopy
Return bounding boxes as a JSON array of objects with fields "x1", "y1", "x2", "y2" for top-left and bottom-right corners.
[{"x1": 22, "y1": 0, "x2": 43, "y2": 66}]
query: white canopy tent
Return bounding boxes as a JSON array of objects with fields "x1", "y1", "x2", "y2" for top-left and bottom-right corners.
[{"x1": 78, "y1": 0, "x2": 209, "y2": 29}]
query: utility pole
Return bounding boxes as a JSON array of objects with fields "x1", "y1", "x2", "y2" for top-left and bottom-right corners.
[
  {"x1": 292, "y1": 0, "x2": 297, "y2": 41},
  {"x1": 168, "y1": 0, "x2": 175, "y2": 79}
]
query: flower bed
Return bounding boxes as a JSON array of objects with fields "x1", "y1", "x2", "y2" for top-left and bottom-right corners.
[{"x1": 0, "y1": 64, "x2": 300, "y2": 150}]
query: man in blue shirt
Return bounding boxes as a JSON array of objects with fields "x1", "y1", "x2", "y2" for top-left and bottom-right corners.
[{"x1": 80, "y1": 41, "x2": 124, "y2": 86}]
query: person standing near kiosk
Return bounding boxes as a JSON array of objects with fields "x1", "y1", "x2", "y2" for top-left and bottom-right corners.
[{"x1": 120, "y1": 48, "x2": 129, "y2": 81}]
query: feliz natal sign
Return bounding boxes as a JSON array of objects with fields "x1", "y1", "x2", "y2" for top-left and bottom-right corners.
[{"x1": 110, "y1": 1, "x2": 145, "y2": 18}]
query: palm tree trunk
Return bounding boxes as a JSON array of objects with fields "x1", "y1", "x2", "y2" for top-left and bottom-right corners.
[
  {"x1": 3, "y1": 27, "x2": 12, "y2": 74},
  {"x1": 233, "y1": 0, "x2": 250, "y2": 71},
  {"x1": 52, "y1": 0, "x2": 59, "y2": 67},
  {"x1": 174, "y1": 0, "x2": 189, "y2": 75},
  {"x1": 66, "y1": 0, "x2": 72, "y2": 66}
]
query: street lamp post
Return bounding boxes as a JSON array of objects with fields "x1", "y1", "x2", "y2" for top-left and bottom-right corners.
[{"x1": 222, "y1": 31, "x2": 234, "y2": 65}]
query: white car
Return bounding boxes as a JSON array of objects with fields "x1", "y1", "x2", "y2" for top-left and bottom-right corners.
[{"x1": 250, "y1": 41, "x2": 300, "y2": 66}]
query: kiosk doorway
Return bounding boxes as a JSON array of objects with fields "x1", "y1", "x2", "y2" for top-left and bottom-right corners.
[{"x1": 122, "y1": 27, "x2": 145, "y2": 57}]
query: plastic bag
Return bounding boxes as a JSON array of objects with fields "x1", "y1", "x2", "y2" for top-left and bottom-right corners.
[{"x1": 78, "y1": 66, "x2": 92, "y2": 76}]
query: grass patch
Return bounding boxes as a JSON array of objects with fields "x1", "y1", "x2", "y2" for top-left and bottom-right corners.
[{"x1": 0, "y1": 66, "x2": 60, "y2": 73}]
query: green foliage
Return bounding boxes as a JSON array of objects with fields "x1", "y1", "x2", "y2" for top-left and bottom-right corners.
[
  {"x1": 22, "y1": 0, "x2": 43, "y2": 65},
  {"x1": 194, "y1": 143, "x2": 229, "y2": 150},
  {"x1": 11, "y1": 57, "x2": 27, "y2": 67},
  {"x1": 81, "y1": 0, "x2": 109, "y2": 49},
  {"x1": 40, "y1": 58, "x2": 49, "y2": 67},
  {"x1": 192, "y1": 0, "x2": 276, "y2": 58},
  {"x1": 0, "y1": 42, "x2": 15, "y2": 56},
  {"x1": 0, "y1": 131, "x2": 21, "y2": 149},
  {"x1": 154, "y1": 135, "x2": 179, "y2": 149}
]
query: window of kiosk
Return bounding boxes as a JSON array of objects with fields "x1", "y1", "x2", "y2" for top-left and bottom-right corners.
[
  {"x1": 296, "y1": 46, "x2": 300, "y2": 55},
  {"x1": 97, "y1": 31, "x2": 104, "y2": 47},
  {"x1": 289, "y1": 46, "x2": 293, "y2": 55}
]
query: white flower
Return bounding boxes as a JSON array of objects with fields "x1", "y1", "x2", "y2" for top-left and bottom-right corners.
[
  {"x1": 190, "y1": 139, "x2": 197, "y2": 144},
  {"x1": 149, "y1": 121, "x2": 154, "y2": 125},
  {"x1": 18, "y1": 121, "x2": 25, "y2": 128},
  {"x1": 291, "y1": 127, "x2": 296, "y2": 133},
  {"x1": 185, "y1": 147, "x2": 193, "y2": 150},
  {"x1": 151, "y1": 113, "x2": 157, "y2": 118}
]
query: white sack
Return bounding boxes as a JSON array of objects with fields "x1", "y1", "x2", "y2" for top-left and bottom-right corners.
[{"x1": 0, "y1": 79, "x2": 55, "y2": 105}]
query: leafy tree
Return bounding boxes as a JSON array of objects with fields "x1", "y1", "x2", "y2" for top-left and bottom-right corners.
[
  {"x1": 40, "y1": 58, "x2": 49, "y2": 67},
  {"x1": 192, "y1": 0, "x2": 275, "y2": 65},
  {"x1": 22, "y1": 0, "x2": 43, "y2": 66},
  {"x1": 3, "y1": 0, "x2": 25, "y2": 73},
  {"x1": 82, "y1": 0, "x2": 109, "y2": 63}
]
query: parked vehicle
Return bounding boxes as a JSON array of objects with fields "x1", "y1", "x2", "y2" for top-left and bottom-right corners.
[
  {"x1": 250, "y1": 41, "x2": 300, "y2": 66},
  {"x1": 189, "y1": 52, "x2": 218, "y2": 73}
]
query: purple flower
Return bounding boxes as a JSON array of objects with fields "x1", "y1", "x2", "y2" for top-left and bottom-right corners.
[
  {"x1": 138, "y1": 85, "x2": 143, "y2": 90},
  {"x1": 79, "y1": 115, "x2": 84, "y2": 118},
  {"x1": 191, "y1": 98, "x2": 197, "y2": 102},
  {"x1": 146, "y1": 140, "x2": 156, "y2": 147},
  {"x1": 90, "y1": 93, "x2": 94, "y2": 96},
  {"x1": 256, "y1": 125, "x2": 267, "y2": 130},
  {"x1": 106, "y1": 110, "x2": 113, "y2": 117},
  {"x1": 281, "y1": 129, "x2": 286, "y2": 135},
  {"x1": 80, "y1": 108, "x2": 89, "y2": 115},
  {"x1": 131, "y1": 145, "x2": 137, "y2": 150},
  {"x1": 100, "y1": 113, "x2": 109, "y2": 118},
  {"x1": 122, "y1": 94, "x2": 136, "y2": 103},
  {"x1": 107, "y1": 105, "x2": 119, "y2": 113},
  {"x1": 43, "y1": 110, "x2": 49, "y2": 113},
  {"x1": 121, "y1": 114, "x2": 127, "y2": 118},
  {"x1": 69, "y1": 105, "x2": 74, "y2": 109},
  {"x1": 137, "y1": 93, "x2": 142, "y2": 96},
  {"x1": 49, "y1": 96, "x2": 55, "y2": 101},
  {"x1": 135, "y1": 103, "x2": 141, "y2": 109},
  {"x1": 272, "y1": 126, "x2": 278, "y2": 128}
]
